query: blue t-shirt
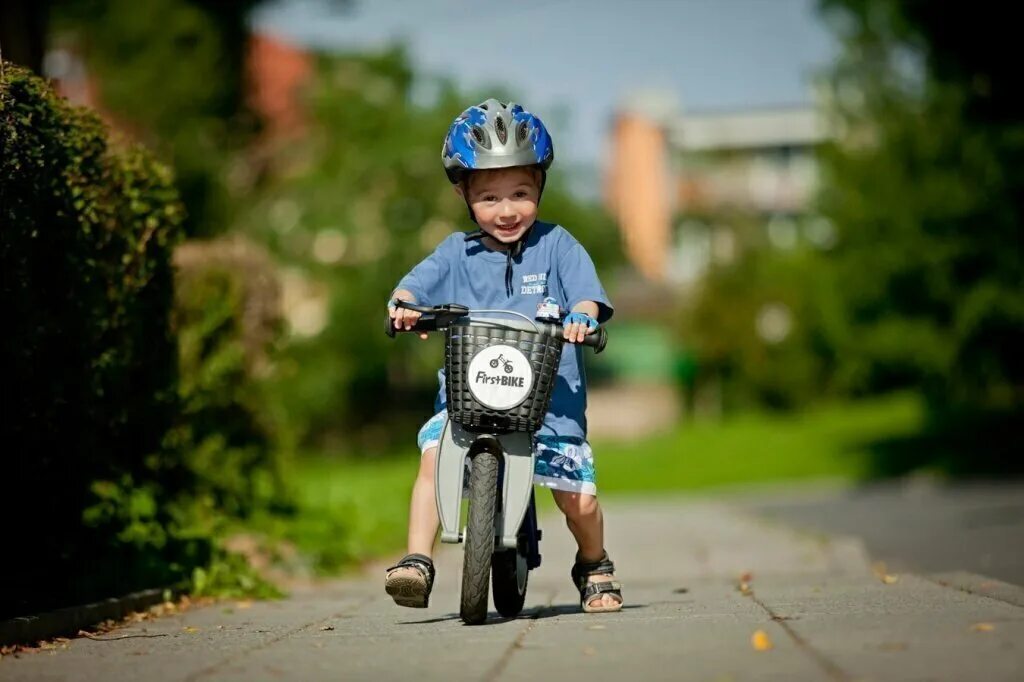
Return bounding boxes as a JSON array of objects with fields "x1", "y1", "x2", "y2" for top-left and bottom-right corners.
[{"x1": 394, "y1": 221, "x2": 613, "y2": 440}]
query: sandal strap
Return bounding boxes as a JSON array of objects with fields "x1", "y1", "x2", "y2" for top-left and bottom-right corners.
[
  {"x1": 581, "y1": 580, "x2": 623, "y2": 603},
  {"x1": 386, "y1": 553, "x2": 436, "y2": 585},
  {"x1": 571, "y1": 550, "x2": 616, "y2": 587}
]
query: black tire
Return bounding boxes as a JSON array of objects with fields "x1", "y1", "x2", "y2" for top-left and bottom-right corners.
[
  {"x1": 503, "y1": 363, "x2": 513, "y2": 374},
  {"x1": 460, "y1": 450, "x2": 499, "y2": 625},
  {"x1": 490, "y1": 358, "x2": 499, "y2": 368},
  {"x1": 492, "y1": 548, "x2": 528, "y2": 618}
]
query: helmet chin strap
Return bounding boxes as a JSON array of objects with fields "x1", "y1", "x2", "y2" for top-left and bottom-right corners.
[{"x1": 463, "y1": 223, "x2": 533, "y2": 298}]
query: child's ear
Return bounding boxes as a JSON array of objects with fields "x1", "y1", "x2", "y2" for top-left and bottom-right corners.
[{"x1": 453, "y1": 184, "x2": 466, "y2": 200}]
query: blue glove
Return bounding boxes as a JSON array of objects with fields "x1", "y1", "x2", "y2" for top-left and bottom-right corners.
[{"x1": 563, "y1": 311, "x2": 598, "y2": 330}]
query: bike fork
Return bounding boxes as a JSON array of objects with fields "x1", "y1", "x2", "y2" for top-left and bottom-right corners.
[{"x1": 435, "y1": 420, "x2": 535, "y2": 551}]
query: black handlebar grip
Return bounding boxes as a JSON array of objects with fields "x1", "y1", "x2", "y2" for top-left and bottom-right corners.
[
  {"x1": 583, "y1": 327, "x2": 607, "y2": 353},
  {"x1": 385, "y1": 313, "x2": 441, "y2": 338}
]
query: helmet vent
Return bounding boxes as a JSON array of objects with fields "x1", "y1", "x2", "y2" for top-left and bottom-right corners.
[
  {"x1": 516, "y1": 121, "x2": 530, "y2": 145},
  {"x1": 495, "y1": 116, "x2": 507, "y2": 144},
  {"x1": 479, "y1": 103, "x2": 489, "y2": 110},
  {"x1": 471, "y1": 126, "x2": 491, "y2": 149}
]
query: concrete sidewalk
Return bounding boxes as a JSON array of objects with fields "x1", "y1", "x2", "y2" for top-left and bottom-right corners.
[{"x1": 2, "y1": 495, "x2": 1022, "y2": 681}]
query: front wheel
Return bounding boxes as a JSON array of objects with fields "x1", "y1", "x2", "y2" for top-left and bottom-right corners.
[{"x1": 461, "y1": 449, "x2": 499, "y2": 625}]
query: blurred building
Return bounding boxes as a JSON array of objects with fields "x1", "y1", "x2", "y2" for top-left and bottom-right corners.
[
  {"x1": 246, "y1": 32, "x2": 312, "y2": 142},
  {"x1": 591, "y1": 96, "x2": 832, "y2": 432},
  {"x1": 606, "y1": 98, "x2": 831, "y2": 288},
  {"x1": 47, "y1": 31, "x2": 311, "y2": 143}
]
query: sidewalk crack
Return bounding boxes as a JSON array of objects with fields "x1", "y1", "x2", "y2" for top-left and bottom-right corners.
[
  {"x1": 749, "y1": 593, "x2": 851, "y2": 682},
  {"x1": 483, "y1": 589, "x2": 557, "y2": 682},
  {"x1": 184, "y1": 595, "x2": 375, "y2": 682}
]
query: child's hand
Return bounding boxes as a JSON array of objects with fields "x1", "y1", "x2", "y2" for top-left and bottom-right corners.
[
  {"x1": 389, "y1": 290, "x2": 429, "y2": 340},
  {"x1": 562, "y1": 311, "x2": 598, "y2": 344}
]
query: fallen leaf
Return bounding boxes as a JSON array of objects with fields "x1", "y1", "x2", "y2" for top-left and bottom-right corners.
[
  {"x1": 737, "y1": 572, "x2": 754, "y2": 595},
  {"x1": 971, "y1": 623, "x2": 995, "y2": 632},
  {"x1": 587, "y1": 624, "x2": 606, "y2": 630},
  {"x1": 751, "y1": 630, "x2": 773, "y2": 651},
  {"x1": 872, "y1": 561, "x2": 899, "y2": 584},
  {"x1": 183, "y1": 627, "x2": 199, "y2": 634},
  {"x1": 236, "y1": 600, "x2": 253, "y2": 610},
  {"x1": 672, "y1": 587, "x2": 689, "y2": 594},
  {"x1": 582, "y1": 646, "x2": 596, "y2": 656},
  {"x1": 320, "y1": 625, "x2": 335, "y2": 631},
  {"x1": 879, "y1": 642, "x2": 908, "y2": 652}
]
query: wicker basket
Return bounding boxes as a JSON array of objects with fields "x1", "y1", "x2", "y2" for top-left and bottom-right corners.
[{"x1": 445, "y1": 321, "x2": 563, "y2": 433}]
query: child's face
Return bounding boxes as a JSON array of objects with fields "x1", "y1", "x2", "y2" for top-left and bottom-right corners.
[{"x1": 458, "y1": 167, "x2": 541, "y2": 247}]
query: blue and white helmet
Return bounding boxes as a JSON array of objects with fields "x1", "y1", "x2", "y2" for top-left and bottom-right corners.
[{"x1": 441, "y1": 99, "x2": 554, "y2": 184}]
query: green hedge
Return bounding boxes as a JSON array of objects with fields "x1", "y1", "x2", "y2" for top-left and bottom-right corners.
[
  {"x1": 0, "y1": 63, "x2": 194, "y2": 618},
  {"x1": 0, "y1": 65, "x2": 292, "y2": 619}
]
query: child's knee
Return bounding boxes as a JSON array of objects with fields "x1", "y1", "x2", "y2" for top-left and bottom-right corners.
[{"x1": 553, "y1": 490, "x2": 600, "y2": 522}]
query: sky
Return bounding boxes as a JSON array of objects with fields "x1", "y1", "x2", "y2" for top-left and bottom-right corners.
[{"x1": 253, "y1": 0, "x2": 838, "y2": 169}]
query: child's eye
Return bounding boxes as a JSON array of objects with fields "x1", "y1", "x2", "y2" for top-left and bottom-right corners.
[
  {"x1": 514, "y1": 191, "x2": 528, "y2": 199},
  {"x1": 482, "y1": 195, "x2": 498, "y2": 202}
]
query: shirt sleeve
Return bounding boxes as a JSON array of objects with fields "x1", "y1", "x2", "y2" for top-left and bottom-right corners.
[
  {"x1": 556, "y1": 237, "x2": 614, "y2": 324},
  {"x1": 393, "y1": 235, "x2": 456, "y2": 306}
]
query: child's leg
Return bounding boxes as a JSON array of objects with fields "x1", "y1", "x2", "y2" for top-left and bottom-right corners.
[
  {"x1": 551, "y1": 490, "x2": 622, "y2": 611},
  {"x1": 406, "y1": 446, "x2": 440, "y2": 557},
  {"x1": 386, "y1": 413, "x2": 445, "y2": 607}
]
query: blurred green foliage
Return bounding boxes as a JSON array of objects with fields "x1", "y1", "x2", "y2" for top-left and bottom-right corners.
[
  {"x1": 817, "y1": 0, "x2": 1024, "y2": 415},
  {"x1": 171, "y1": 237, "x2": 291, "y2": 519},
  {"x1": 684, "y1": 228, "x2": 844, "y2": 411},
  {"x1": 50, "y1": 0, "x2": 259, "y2": 237}
]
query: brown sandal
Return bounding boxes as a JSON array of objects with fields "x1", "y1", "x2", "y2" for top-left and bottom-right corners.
[
  {"x1": 385, "y1": 554, "x2": 435, "y2": 608},
  {"x1": 571, "y1": 551, "x2": 623, "y2": 613}
]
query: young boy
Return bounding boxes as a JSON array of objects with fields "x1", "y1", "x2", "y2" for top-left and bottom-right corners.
[{"x1": 385, "y1": 99, "x2": 622, "y2": 614}]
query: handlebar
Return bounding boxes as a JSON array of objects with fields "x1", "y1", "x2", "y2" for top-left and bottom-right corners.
[{"x1": 386, "y1": 300, "x2": 607, "y2": 353}]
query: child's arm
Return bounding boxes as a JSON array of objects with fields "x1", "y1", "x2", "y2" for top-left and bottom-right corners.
[
  {"x1": 556, "y1": 235, "x2": 613, "y2": 344},
  {"x1": 388, "y1": 236, "x2": 456, "y2": 339}
]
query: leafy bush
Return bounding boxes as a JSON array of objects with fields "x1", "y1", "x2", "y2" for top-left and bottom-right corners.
[
  {"x1": 171, "y1": 235, "x2": 291, "y2": 518},
  {"x1": 1, "y1": 62, "x2": 189, "y2": 617},
  {"x1": 0, "y1": 64, "x2": 287, "y2": 619}
]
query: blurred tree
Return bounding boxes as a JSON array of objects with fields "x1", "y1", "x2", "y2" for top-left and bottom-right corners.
[
  {"x1": 238, "y1": 47, "x2": 622, "y2": 451},
  {"x1": 685, "y1": 243, "x2": 843, "y2": 411},
  {"x1": 49, "y1": 0, "x2": 260, "y2": 236},
  {"x1": 815, "y1": 0, "x2": 1023, "y2": 471}
]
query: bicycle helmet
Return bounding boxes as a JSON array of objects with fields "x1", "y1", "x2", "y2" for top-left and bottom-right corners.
[{"x1": 441, "y1": 99, "x2": 554, "y2": 185}]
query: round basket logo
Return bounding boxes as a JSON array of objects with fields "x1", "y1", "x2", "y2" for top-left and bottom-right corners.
[{"x1": 467, "y1": 345, "x2": 533, "y2": 410}]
